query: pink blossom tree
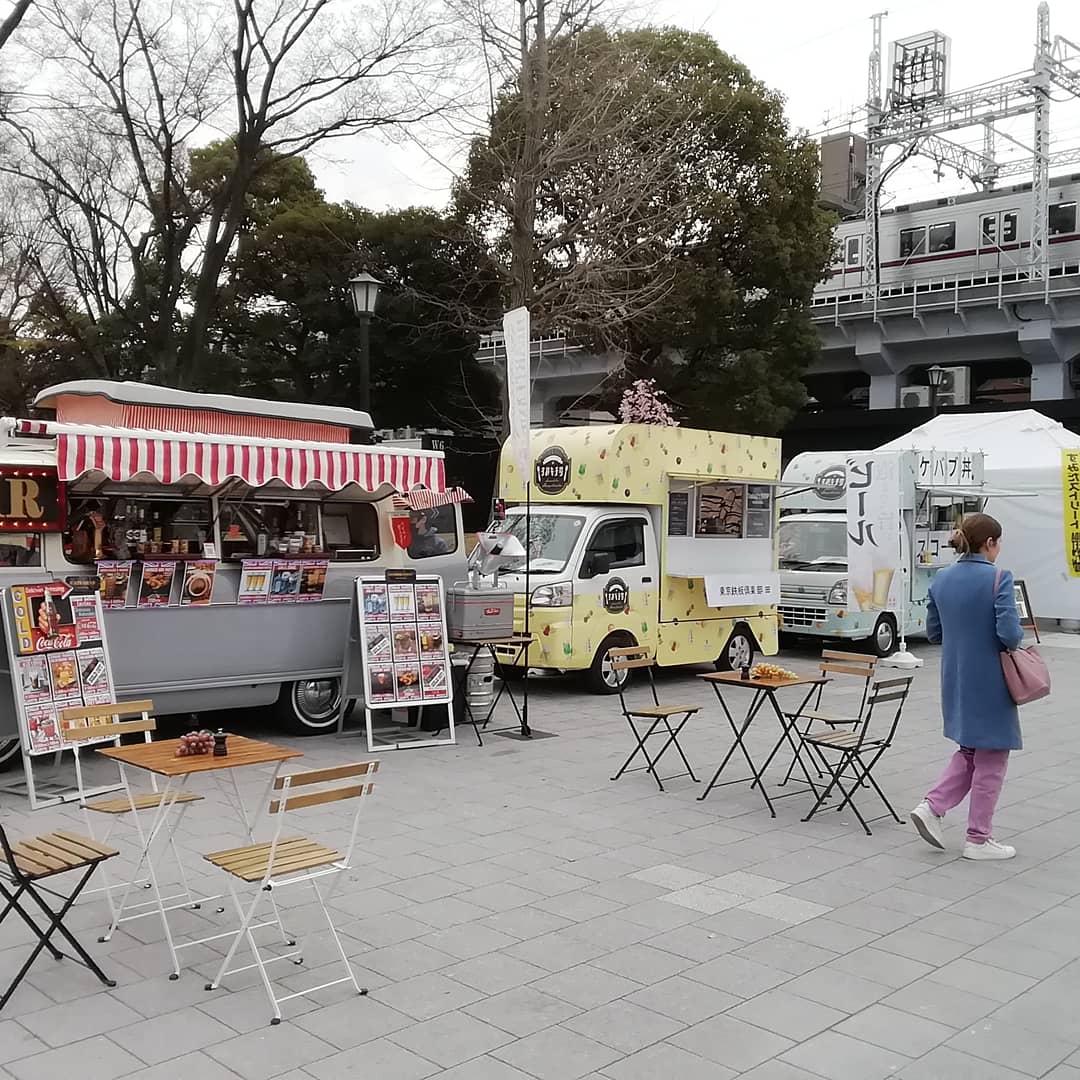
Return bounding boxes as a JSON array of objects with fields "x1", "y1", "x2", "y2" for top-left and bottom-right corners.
[{"x1": 618, "y1": 378, "x2": 679, "y2": 426}]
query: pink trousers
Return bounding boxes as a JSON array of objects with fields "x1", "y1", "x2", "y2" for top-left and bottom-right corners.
[{"x1": 926, "y1": 747, "x2": 1010, "y2": 844}]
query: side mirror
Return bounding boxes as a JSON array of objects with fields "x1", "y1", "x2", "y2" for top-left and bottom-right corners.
[{"x1": 585, "y1": 552, "x2": 611, "y2": 579}]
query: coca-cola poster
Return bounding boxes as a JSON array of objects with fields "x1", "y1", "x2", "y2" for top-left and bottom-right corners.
[{"x1": 10, "y1": 583, "x2": 77, "y2": 655}]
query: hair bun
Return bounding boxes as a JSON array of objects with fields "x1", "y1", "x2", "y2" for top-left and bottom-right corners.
[{"x1": 948, "y1": 529, "x2": 969, "y2": 553}]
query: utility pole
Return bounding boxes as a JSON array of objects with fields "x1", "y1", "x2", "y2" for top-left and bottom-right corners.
[{"x1": 864, "y1": 11, "x2": 887, "y2": 295}]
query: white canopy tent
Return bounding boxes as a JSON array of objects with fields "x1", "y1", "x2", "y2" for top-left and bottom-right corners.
[{"x1": 877, "y1": 410, "x2": 1080, "y2": 624}]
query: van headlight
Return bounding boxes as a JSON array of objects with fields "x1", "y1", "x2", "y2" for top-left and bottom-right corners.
[
  {"x1": 531, "y1": 582, "x2": 573, "y2": 607},
  {"x1": 827, "y1": 579, "x2": 847, "y2": 605}
]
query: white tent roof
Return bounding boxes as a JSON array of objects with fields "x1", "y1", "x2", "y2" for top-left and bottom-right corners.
[{"x1": 877, "y1": 410, "x2": 1080, "y2": 470}]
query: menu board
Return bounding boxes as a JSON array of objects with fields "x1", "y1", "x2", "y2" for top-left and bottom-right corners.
[
  {"x1": 668, "y1": 490, "x2": 690, "y2": 537},
  {"x1": 138, "y1": 561, "x2": 177, "y2": 608},
  {"x1": 3, "y1": 584, "x2": 118, "y2": 755},
  {"x1": 238, "y1": 558, "x2": 328, "y2": 605},
  {"x1": 745, "y1": 485, "x2": 774, "y2": 539},
  {"x1": 98, "y1": 562, "x2": 133, "y2": 609},
  {"x1": 180, "y1": 561, "x2": 217, "y2": 606},
  {"x1": 356, "y1": 575, "x2": 453, "y2": 711}
]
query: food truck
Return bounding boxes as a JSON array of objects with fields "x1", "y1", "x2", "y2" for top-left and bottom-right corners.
[
  {"x1": 490, "y1": 424, "x2": 782, "y2": 692},
  {"x1": 777, "y1": 449, "x2": 990, "y2": 655},
  {"x1": 0, "y1": 380, "x2": 470, "y2": 765}
]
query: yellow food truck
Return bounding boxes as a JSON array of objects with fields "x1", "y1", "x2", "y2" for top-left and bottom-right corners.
[{"x1": 490, "y1": 424, "x2": 782, "y2": 691}]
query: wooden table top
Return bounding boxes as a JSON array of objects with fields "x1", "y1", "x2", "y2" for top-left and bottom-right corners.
[
  {"x1": 700, "y1": 671, "x2": 827, "y2": 691},
  {"x1": 96, "y1": 735, "x2": 303, "y2": 777}
]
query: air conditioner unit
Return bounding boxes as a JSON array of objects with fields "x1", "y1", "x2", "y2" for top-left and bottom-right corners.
[
  {"x1": 902, "y1": 387, "x2": 931, "y2": 409},
  {"x1": 936, "y1": 365, "x2": 971, "y2": 407}
]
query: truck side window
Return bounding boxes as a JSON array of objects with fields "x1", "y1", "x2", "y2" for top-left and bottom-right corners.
[
  {"x1": 323, "y1": 502, "x2": 380, "y2": 560},
  {"x1": 407, "y1": 504, "x2": 459, "y2": 560},
  {"x1": 0, "y1": 534, "x2": 42, "y2": 568},
  {"x1": 582, "y1": 520, "x2": 645, "y2": 573}
]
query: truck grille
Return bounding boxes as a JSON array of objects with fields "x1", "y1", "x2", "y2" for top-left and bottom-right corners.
[
  {"x1": 779, "y1": 605, "x2": 828, "y2": 629},
  {"x1": 780, "y1": 586, "x2": 830, "y2": 603}
]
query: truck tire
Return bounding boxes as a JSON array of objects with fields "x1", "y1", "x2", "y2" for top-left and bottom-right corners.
[
  {"x1": 869, "y1": 615, "x2": 898, "y2": 658},
  {"x1": 0, "y1": 737, "x2": 20, "y2": 771},
  {"x1": 274, "y1": 678, "x2": 352, "y2": 735},
  {"x1": 715, "y1": 625, "x2": 756, "y2": 672},
  {"x1": 585, "y1": 633, "x2": 636, "y2": 695}
]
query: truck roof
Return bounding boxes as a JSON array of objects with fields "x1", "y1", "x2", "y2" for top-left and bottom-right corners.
[
  {"x1": 33, "y1": 380, "x2": 373, "y2": 438},
  {"x1": 500, "y1": 424, "x2": 781, "y2": 505}
]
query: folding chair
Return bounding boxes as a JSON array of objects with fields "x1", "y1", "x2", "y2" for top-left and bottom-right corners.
[
  {"x1": 60, "y1": 701, "x2": 203, "y2": 928},
  {"x1": 0, "y1": 825, "x2": 119, "y2": 1010},
  {"x1": 608, "y1": 647, "x2": 699, "y2": 792},
  {"x1": 800, "y1": 675, "x2": 914, "y2": 835},
  {"x1": 781, "y1": 650, "x2": 877, "y2": 786},
  {"x1": 203, "y1": 761, "x2": 378, "y2": 1025}
]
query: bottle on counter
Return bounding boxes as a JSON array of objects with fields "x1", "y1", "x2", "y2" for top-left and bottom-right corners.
[
  {"x1": 152, "y1": 509, "x2": 162, "y2": 543},
  {"x1": 136, "y1": 505, "x2": 148, "y2": 554},
  {"x1": 256, "y1": 521, "x2": 269, "y2": 557}
]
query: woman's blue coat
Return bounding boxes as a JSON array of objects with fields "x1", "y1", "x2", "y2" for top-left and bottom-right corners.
[{"x1": 927, "y1": 554, "x2": 1025, "y2": 751}]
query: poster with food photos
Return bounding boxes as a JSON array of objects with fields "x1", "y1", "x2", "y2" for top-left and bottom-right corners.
[
  {"x1": 2, "y1": 586, "x2": 120, "y2": 756},
  {"x1": 354, "y1": 576, "x2": 453, "y2": 710},
  {"x1": 138, "y1": 561, "x2": 176, "y2": 608}
]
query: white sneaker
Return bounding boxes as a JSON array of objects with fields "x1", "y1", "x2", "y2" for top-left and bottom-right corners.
[
  {"x1": 962, "y1": 839, "x2": 1016, "y2": 861},
  {"x1": 910, "y1": 800, "x2": 945, "y2": 850}
]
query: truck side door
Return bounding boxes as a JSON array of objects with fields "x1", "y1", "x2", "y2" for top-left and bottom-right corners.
[{"x1": 578, "y1": 517, "x2": 653, "y2": 638}]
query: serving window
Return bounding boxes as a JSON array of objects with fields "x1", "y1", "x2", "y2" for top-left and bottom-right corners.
[
  {"x1": 671, "y1": 481, "x2": 774, "y2": 540},
  {"x1": 323, "y1": 502, "x2": 380, "y2": 561},
  {"x1": 64, "y1": 495, "x2": 212, "y2": 565},
  {"x1": 0, "y1": 534, "x2": 42, "y2": 568},
  {"x1": 218, "y1": 497, "x2": 321, "y2": 559},
  {"x1": 406, "y1": 503, "x2": 459, "y2": 560}
]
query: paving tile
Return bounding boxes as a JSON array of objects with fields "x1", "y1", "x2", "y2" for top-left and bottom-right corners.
[
  {"x1": 734, "y1": 936, "x2": 839, "y2": 975},
  {"x1": 0, "y1": 1020, "x2": 47, "y2": 1062},
  {"x1": 112, "y1": 1050, "x2": 247, "y2": 1080},
  {"x1": 835, "y1": 1002, "x2": 955, "y2": 1056},
  {"x1": 669, "y1": 1013, "x2": 795, "y2": 1071},
  {"x1": 504, "y1": 929, "x2": 609, "y2": 972},
  {"x1": 894, "y1": 1046, "x2": 1033, "y2": 1079},
  {"x1": 592, "y1": 943, "x2": 693, "y2": 984},
  {"x1": 416, "y1": 923, "x2": 521, "y2": 961},
  {"x1": 657, "y1": 885, "x2": 744, "y2": 915},
  {"x1": 532, "y1": 964, "x2": 644, "y2": 1009},
  {"x1": 947, "y1": 1018, "x2": 1075, "y2": 1077},
  {"x1": 291, "y1": 996, "x2": 413, "y2": 1049},
  {"x1": 491, "y1": 1025, "x2": 622, "y2": 1080},
  {"x1": 740, "y1": 894, "x2": 833, "y2": 925},
  {"x1": 687, "y1": 953, "x2": 791, "y2": 998},
  {"x1": 600, "y1": 1041, "x2": 737, "y2": 1080},
  {"x1": 305, "y1": 1036, "x2": 439, "y2": 1080},
  {"x1": 872, "y1": 926, "x2": 973, "y2": 966},
  {"x1": 644, "y1": 924, "x2": 742, "y2": 962},
  {"x1": 738, "y1": 1063, "x2": 834, "y2": 1080},
  {"x1": 784, "y1": 968, "x2": 893, "y2": 1014},
  {"x1": 205, "y1": 1026, "x2": 338, "y2": 1079},
  {"x1": 781, "y1": 1030, "x2": 912, "y2": 1080},
  {"x1": 7, "y1": 1035, "x2": 146, "y2": 1080},
  {"x1": 562, "y1": 999, "x2": 684, "y2": 1053},
  {"x1": 388, "y1": 1010, "x2": 514, "y2": 1067},
  {"x1": 371, "y1": 972, "x2": 484, "y2": 1021},
  {"x1": 435, "y1": 1059, "x2": 538, "y2": 1080},
  {"x1": 108, "y1": 1008, "x2": 235, "y2": 1065},
  {"x1": 728, "y1": 988, "x2": 848, "y2": 1041},
  {"x1": 443, "y1": 952, "x2": 549, "y2": 994},
  {"x1": 361, "y1": 939, "x2": 457, "y2": 980},
  {"x1": 882, "y1": 977, "x2": 1000, "y2": 1030},
  {"x1": 926, "y1": 958, "x2": 1038, "y2": 1004},
  {"x1": 630, "y1": 864, "x2": 712, "y2": 889},
  {"x1": 625, "y1": 974, "x2": 740, "y2": 1024},
  {"x1": 825, "y1": 946, "x2": 934, "y2": 989},
  {"x1": 708, "y1": 870, "x2": 788, "y2": 898},
  {"x1": 465, "y1": 985, "x2": 582, "y2": 1037}
]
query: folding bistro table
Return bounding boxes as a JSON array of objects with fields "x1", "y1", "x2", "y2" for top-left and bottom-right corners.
[
  {"x1": 94, "y1": 736, "x2": 303, "y2": 978},
  {"x1": 697, "y1": 671, "x2": 826, "y2": 815}
]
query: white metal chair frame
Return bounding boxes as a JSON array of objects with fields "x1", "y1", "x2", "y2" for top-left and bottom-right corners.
[
  {"x1": 61, "y1": 702, "x2": 202, "y2": 937},
  {"x1": 203, "y1": 760, "x2": 378, "y2": 1025}
]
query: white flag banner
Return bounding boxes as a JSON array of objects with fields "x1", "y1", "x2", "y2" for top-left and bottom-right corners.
[
  {"x1": 846, "y1": 452, "x2": 902, "y2": 613},
  {"x1": 502, "y1": 306, "x2": 531, "y2": 484}
]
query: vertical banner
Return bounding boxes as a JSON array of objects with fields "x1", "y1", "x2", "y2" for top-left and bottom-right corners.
[
  {"x1": 1063, "y1": 450, "x2": 1080, "y2": 578},
  {"x1": 847, "y1": 452, "x2": 902, "y2": 613},
  {"x1": 502, "y1": 306, "x2": 532, "y2": 482}
]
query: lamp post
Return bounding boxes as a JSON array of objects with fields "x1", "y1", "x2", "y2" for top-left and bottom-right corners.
[
  {"x1": 348, "y1": 272, "x2": 382, "y2": 414},
  {"x1": 926, "y1": 364, "x2": 947, "y2": 416}
]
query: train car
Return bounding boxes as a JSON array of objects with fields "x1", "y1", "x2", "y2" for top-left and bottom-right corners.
[{"x1": 815, "y1": 174, "x2": 1080, "y2": 304}]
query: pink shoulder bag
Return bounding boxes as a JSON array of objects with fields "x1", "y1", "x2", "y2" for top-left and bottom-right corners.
[{"x1": 994, "y1": 569, "x2": 1051, "y2": 705}]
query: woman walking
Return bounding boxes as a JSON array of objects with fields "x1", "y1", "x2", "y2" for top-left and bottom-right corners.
[{"x1": 910, "y1": 513, "x2": 1024, "y2": 860}]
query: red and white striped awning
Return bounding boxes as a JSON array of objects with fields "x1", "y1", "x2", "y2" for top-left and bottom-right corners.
[
  {"x1": 13, "y1": 419, "x2": 448, "y2": 495},
  {"x1": 392, "y1": 488, "x2": 473, "y2": 511}
]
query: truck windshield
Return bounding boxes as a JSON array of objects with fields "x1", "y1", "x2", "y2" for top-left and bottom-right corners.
[
  {"x1": 498, "y1": 513, "x2": 585, "y2": 573},
  {"x1": 778, "y1": 518, "x2": 848, "y2": 571}
]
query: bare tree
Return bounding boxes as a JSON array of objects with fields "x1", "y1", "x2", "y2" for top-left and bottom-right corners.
[
  {"x1": 0, "y1": 0, "x2": 32, "y2": 53},
  {"x1": 0, "y1": 0, "x2": 457, "y2": 384}
]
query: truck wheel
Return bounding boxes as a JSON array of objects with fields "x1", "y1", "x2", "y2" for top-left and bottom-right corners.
[
  {"x1": 869, "y1": 615, "x2": 898, "y2": 657},
  {"x1": 0, "y1": 737, "x2": 20, "y2": 772},
  {"x1": 715, "y1": 626, "x2": 756, "y2": 672},
  {"x1": 274, "y1": 678, "x2": 352, "y2": 735},
  {"x1": 585, "y1": 634, "x2": 635, "y2": 695}
]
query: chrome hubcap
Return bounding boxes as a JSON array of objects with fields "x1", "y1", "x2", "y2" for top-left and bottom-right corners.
[
  {"x1": 0, "y1": 738, "x2": 19, "y2": 766},
  {"x1": 293, "y1": 679, "x2": 339, "y2": 724},
  {"x1": 728, "y1": 635, "x2": 752, "y2": 669},
  {"x1": 876, "y1": 622, "x2": 895, "y2": 652},
  {"x1": 601, "y1": 654, "x2": 626, "y2": 688}
]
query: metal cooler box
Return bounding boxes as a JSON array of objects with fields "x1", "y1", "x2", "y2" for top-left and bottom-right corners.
[{"x1": 446, "y1": 583, "x2": 515, "y2": 641}]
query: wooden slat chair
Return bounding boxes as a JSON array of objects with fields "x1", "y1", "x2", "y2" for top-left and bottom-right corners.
[
  {"x1": 608, "y1": 646, "x2": 699, "y2": 792},
  {"x1": 60, "y1": 701, "x2": 203, "y2": 922},
  {"x1": 781, "y1": 650, "x2": 878, "y2": 786},
  {"x1": 0, "y1": 824, "x2": 119, "y2": 1010},
  {"x1": 203, "y1": 761, "x2": 378, "y2": 1025},
  {"x1": 799, "y1": 676, "x2": 914, "y2": 836}
]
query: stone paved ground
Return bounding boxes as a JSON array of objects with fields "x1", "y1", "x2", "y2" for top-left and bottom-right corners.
[{"x1": 3, "y1": 638, "x2": 1080, "y2": 1079}]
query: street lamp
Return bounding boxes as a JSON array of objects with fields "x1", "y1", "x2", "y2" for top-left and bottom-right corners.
[
  {"x1": 926, "y1": 364, "x2": 947, "y2": 416},
  {"x1": 348, "y1": 272, "x2": 382, "y2": 414}
]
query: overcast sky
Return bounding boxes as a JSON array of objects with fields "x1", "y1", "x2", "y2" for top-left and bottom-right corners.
[{"x1": 313, "y1": 0, "x2": 1080, "y2": 213}]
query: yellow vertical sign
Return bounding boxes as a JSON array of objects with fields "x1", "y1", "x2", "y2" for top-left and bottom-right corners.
[{"x1": 1063, "y1": 450, "x2": 1080, "y2": 577}]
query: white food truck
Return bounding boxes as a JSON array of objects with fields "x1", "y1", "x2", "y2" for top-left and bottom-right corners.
[
  {"x1": 0, "y1": 381, "x2": 470, "y2": 766},
  {"x1": 777, "y1": 448, "x2": 993, "y2": 655}
]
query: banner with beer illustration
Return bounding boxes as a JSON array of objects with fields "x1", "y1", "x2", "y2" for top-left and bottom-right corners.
[{"x1": 846, "y1": 452, "x2": 902, "y2": 614}]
